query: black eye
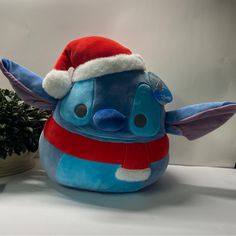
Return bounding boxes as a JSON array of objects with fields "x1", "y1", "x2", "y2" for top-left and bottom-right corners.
[
  {"x1": 75, "y1": 104, "x2": 87, "y2": 118},
  {"x1": 134, "y1": 114, "x2": 147, "y2": 128}
]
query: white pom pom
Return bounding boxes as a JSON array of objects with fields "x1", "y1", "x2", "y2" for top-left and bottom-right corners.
[{"x1": 42, "y1": 69, "x2": 72, "y2": 99}]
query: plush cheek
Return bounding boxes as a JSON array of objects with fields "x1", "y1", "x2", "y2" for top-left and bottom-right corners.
[
  {"x1": 59, "y1": 80, "x2": 94, "y2": 126},
  {"x1": 129, "y1": 84, "x2": 161, "y2": 136}
]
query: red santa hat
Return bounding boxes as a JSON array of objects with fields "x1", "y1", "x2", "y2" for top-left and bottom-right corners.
[{"x1": 42, "y1": 36, "x2": 146, "y2": 99}]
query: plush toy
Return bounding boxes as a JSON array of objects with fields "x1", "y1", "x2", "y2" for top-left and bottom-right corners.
[{"x1": 1, "y1": 36, "x2": 236, "y2": 193}]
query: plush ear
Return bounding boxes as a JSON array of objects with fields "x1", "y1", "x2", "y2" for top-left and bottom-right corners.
[
  {"x1": 148, "y1": 72, "x2": 173, "y2": 105},
  {"x1": 165, "y1": 102, "x2": 236, "y2": 140},
  {"x1": 0, "y1": 58, "x2": 57, "y2": 110}
]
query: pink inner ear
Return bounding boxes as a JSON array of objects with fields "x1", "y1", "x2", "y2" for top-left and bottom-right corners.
[
  {"x1": 170, "y1": 104, "x2": 236, "y2": 140},
  {"x1": 0, "y1": 59, "x2": 56, "y2": 110}
]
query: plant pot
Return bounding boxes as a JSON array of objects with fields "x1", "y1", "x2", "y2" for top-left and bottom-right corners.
[{"x1": 0, "y1": 152, "x2": 37, "y2": 177}]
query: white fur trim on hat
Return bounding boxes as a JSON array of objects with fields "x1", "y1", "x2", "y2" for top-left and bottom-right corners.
[
  {"x1": 72, "y1": 54, "x2": 146, "y2": 82},
  {"x1": 42, "y1": 68, "x2": 73, "y2": 99},
  {"x1": 115, "y1": 167, "x2": 151, "y2": 181}
]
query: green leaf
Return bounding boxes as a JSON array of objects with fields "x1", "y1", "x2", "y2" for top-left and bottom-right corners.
[{"x1": 0, "y1": 89, "x2": 51, "y2": 159}]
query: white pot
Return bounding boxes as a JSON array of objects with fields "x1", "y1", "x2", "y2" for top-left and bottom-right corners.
[{"x1": 0, "y1": 151, "x2": 37, "y2": 177}]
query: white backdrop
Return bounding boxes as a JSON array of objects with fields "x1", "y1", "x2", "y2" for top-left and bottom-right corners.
[{"x1": 0, "y1": 0, "x2": 235, "y2": 167}]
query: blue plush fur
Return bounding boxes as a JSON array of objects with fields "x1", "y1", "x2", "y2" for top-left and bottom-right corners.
[
  {"x1": 1, "y1": 58, "x2": 236, "y2": 193},
  {"x1": 39, "y1": 70, "x2": 169, "y2": 192},
  {"x1": 40, "y1": 132, "x2": 169, "y2": 192},
  {"x1": 57, "y1": 71, "x2": 166, "y2": 143}
]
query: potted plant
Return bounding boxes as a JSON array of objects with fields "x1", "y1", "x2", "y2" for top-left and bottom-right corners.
[{"x1": 0, "y1": 89, "x2": 50, "y2": 177}]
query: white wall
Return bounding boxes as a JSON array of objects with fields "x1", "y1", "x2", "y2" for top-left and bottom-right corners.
[{"x1": 0, "y1": 0, "x2": 235, "y2": 167}]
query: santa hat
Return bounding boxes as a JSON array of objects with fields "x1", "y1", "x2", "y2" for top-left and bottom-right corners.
[{"x1": 42, "y1": 36, "x2": 146, "y2": 99}]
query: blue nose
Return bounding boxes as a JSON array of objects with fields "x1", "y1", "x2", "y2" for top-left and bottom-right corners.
[{"x1": 93, "y1": 109, "x2": 126, "y2": 132}]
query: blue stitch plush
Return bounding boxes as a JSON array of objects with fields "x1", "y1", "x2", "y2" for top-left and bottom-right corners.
[{"x1": 0, "y1": 36, "x2": 235, "y2": 193}]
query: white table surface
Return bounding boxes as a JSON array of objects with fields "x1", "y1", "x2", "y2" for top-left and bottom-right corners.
[{"x1": 0, "y1": 160, "x2": 235, "y2": 235}]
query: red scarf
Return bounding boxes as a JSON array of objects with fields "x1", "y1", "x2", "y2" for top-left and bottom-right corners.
[{"x1": 43, "y1": 116, "x2": 169, "y2": 170}]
